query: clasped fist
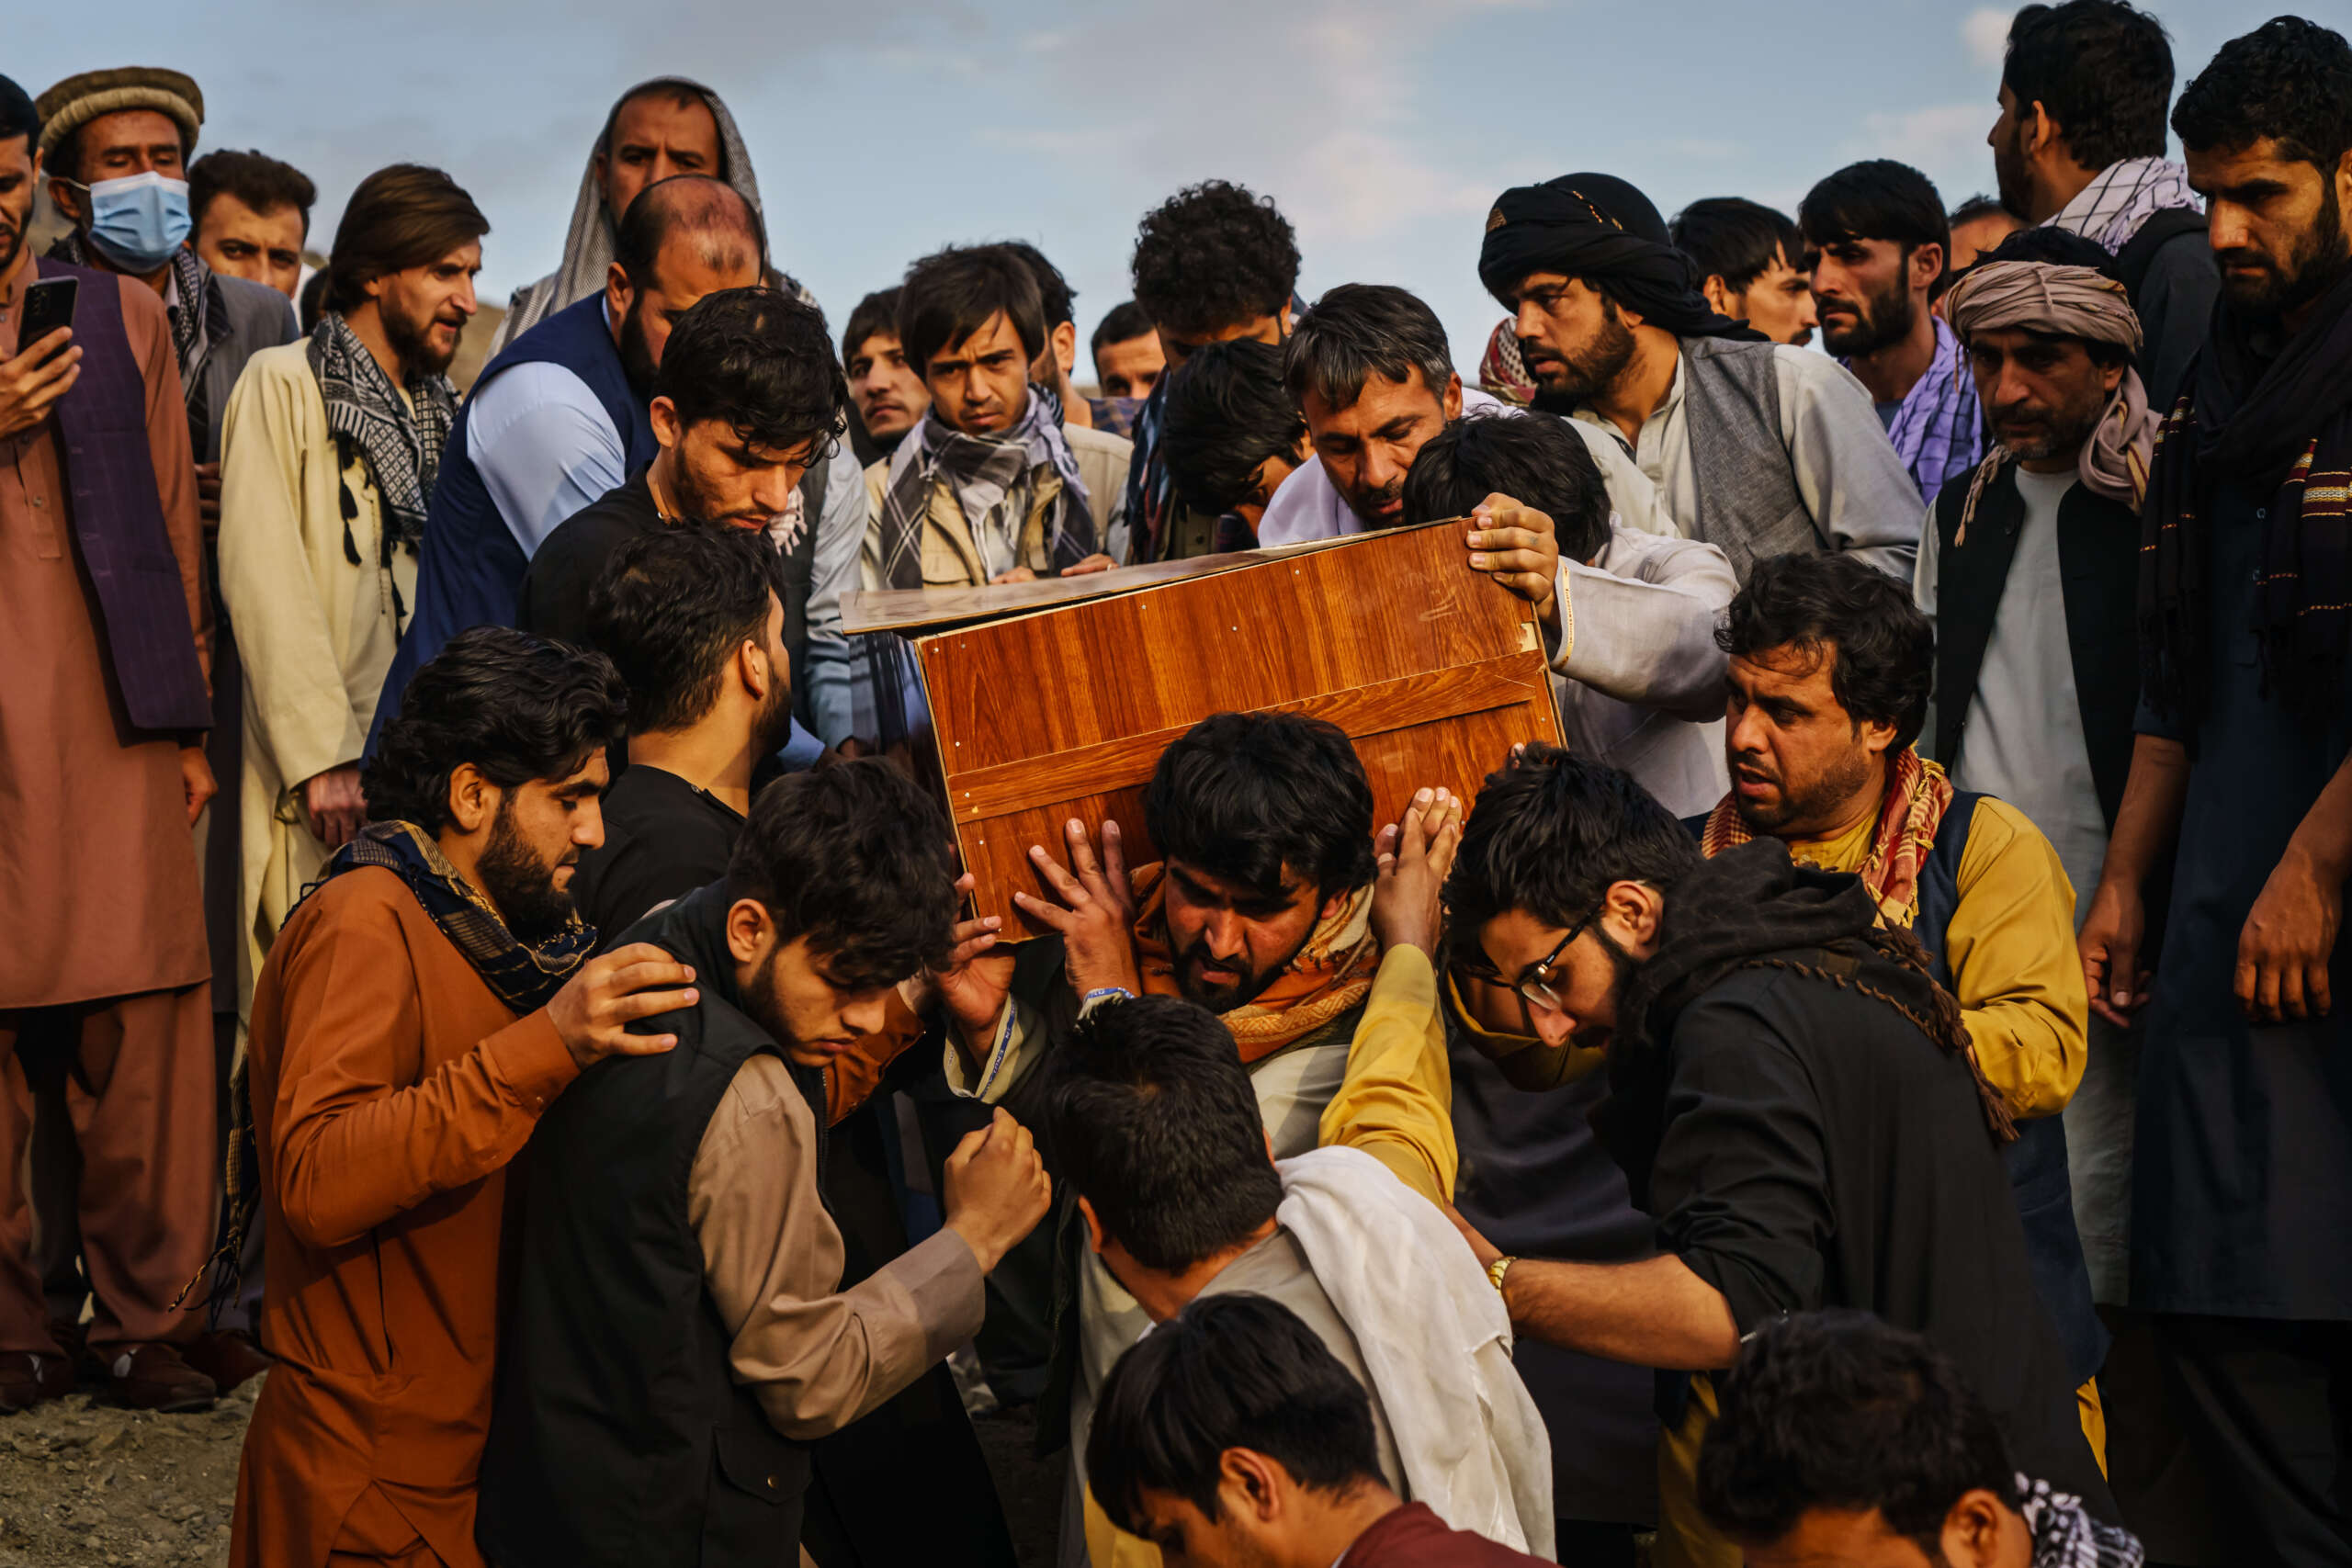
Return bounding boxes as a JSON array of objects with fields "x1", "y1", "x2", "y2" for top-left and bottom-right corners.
[
  {"x1": 547, "y1": 942, "x2": 701, "y2": 1070},
  {"x1": 944, "y1": 1108, "x2": 1053, "y2": 1272}
]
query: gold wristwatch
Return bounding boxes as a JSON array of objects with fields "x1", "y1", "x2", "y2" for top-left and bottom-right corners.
[{"x1": 1487, "y1": 1254, "x2": 1518, "y2": 1295}]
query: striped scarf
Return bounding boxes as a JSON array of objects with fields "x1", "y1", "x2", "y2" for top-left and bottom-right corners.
[
  {"x1": 2047, "y1": 157, "x2": 2201, "y2": 257},
  {"x1": 46, "y1": 232, "x2": 225, "y2": 449},
  {"x1": 872, "y1": 384, "x2": 1097, "y2": 588},
  {"x1": 1702, "y1": 747, "x2": 1955, "y2": 928}
]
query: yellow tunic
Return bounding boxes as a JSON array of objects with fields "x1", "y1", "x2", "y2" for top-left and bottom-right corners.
[{"x1": 216, "y1": 341, "x2": 420, "y2": 1021}]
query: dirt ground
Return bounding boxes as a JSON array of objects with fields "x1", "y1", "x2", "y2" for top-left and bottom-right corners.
[
  {"x1": 0, "y1": 1376, "x2": 1055, "y2": 1568},
  {"x1": 0, "y1": 1376, "x2": 259, "y2": 1568}
]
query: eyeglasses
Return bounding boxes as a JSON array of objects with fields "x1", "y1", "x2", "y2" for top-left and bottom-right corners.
[{"x1": 1459, "y1": 910, "x2": 1594, "y2": 1013}]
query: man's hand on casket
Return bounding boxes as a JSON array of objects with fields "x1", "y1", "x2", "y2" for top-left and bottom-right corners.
[
  {"x1": 1372, "y1": 786, "x2": 1464, "y2": 959},
  {"x1": 1013, "y1": 818, "x2": 1144, "y2": 999},
  {"x1": 1464, "y1": 493, "x2": 1561, "y2": 635},
  {"x1": 922, "y1": 873, "x2": 1016, "y2": 1057}
]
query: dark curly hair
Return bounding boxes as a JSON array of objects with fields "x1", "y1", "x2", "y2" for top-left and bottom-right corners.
[
  {"x1": 724, "y1": 760, "x2": 959, "y2": 989},
  {"x1": 1159, "y1": 337, "x2": 1306, "y2": 516},
  {"x1": 1698, "y1": 1311, "x2": 2018, "y2": 1552},
  {"x1": 654, "y1": 286, "x2": 844, "y2": 459},
  {"x1": 586, "y1": 526, "x2": 783, "y2": 733},
  {"x1": 2004, "y1": 1, "x2": 2174, "y2": 170},
  {"x1": 1719, "y1": 553, "x2": 1935, "y2": 753},
  {"x1": 1041, "y1": 994, "x2": 1285, "y2": 1272},
  {"x1": 2172, "y1": 15, "x2": 2352, "y2": 172},
  {"x1": 1130, "y1": 180, "x2": 1301, "y2": 342},
  {"x1": 1443, "y1": 745, "x2": 1698, "y2": 974},
  {"x1": 1144, "y1": 713, "x2": 1375, "y2": 904},
  {"x1": 362, "y1": 626, "x2": 627, "y2": 834}
]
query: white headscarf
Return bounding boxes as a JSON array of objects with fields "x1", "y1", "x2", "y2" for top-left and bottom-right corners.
[{"x1": 485, "y1": 76, "x2": 765, "y2": 355}]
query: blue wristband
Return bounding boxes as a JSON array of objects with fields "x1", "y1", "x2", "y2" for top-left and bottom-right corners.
[{"x1": 1080, "y1": 986, "x2": 1135, "y2": 1009}]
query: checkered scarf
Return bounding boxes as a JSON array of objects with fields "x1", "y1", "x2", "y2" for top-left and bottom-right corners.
[
  {"x1": 2047, "y1": 157, "x2": 2201, "y2": 256},
  {"x1": 872, "y1": 383, "x2": 1096, "y2": 588},
  {"x1": 1702, "y1": 747, "x2": 1956, "y2": 928},
  {"x1": 2020, "y1": 1473, "x2": 2144, "y2": 1568},
  {"x1": 307, "y1": 310, "x2": 456, "y2": 551},
  {"x1": 1875, "y1": 312, "x2": 1983, "y2": 502}
]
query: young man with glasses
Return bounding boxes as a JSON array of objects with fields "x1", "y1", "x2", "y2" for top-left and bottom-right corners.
[{"x1": 1442, "y1": 738, "x2": 2111, "y2": 1568}]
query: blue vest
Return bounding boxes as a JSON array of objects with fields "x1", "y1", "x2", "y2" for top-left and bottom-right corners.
[
  {"x1": 1911, "y1": 795, "x2": 2109, "y2": 1389},
  {"x1": 368, "y1": 293, "x2": 659, "y2": 750}
]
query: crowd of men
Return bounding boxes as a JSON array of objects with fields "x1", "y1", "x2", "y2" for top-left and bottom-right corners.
[{"x1": 0, "y1": 4, "x2": 2348, "y2": 1566}]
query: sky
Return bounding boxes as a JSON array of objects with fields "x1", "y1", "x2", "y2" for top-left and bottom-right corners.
[{"x1": 15, "y1": 0, "x2": 2291, "y2": 375}]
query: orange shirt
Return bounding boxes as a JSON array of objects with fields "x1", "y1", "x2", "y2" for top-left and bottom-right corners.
[{"x1": 230, "y1": 866, "x2": 581, "y2": 1568}]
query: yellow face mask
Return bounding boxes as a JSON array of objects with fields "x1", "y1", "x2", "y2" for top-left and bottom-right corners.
[{"x1": 1444, "y1": 969, "x2": 1609, "y2": 1091}]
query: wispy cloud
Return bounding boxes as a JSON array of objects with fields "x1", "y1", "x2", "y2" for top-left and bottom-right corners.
[
  {"x1": 1844, "y1": 102, "x2": 1991, "y2": 173},
  {"x1": 1962, "y1": 6, "x2": 2012, "y2": 69}
]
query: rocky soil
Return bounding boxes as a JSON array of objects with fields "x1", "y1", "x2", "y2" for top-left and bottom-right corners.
[{"x1": 0, "y1": 1376, "x2": 258, "y2": 1568}]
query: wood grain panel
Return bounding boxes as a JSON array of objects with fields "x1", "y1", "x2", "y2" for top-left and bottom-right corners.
[{"x1": 910, "y1": 523, "x2": 1566, "y2": 926}]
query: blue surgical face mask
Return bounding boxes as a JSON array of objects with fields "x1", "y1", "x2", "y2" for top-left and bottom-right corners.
[{"x1": 67, "y1": 171, "x2": 193, "y2": 275}]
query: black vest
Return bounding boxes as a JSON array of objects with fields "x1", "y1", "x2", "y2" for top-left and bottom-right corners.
[
  {"x1": 476, "y1": 886, "x2": 824, "y2": 1568},
  {"x1": 1929, "y1": 465, "x2": 2141, "y2": 829},
  {"x1": 778, "y1": 457, "x2": 828, "y2": 730}
]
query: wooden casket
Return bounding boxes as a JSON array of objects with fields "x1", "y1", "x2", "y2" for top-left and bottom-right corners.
[{"x1": 842, "y1": 522, "x2": 1566, "y2": 928}]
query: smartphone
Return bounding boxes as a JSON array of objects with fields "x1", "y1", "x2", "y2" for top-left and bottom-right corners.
[{"x1": 17, "y1": 276, "x2": 76, "y2": 360}]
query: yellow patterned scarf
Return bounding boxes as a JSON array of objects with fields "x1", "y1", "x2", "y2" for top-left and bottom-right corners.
[{"x1": 1129, "y1": 863, "x2": 1381, "y2": 1062}]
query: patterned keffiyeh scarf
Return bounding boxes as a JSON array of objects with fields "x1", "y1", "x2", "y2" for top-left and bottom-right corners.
[
  {"x1": 1871, "y1": 312, "x2": 1983, "y2": 503},
  {"x1": 2019, "y1": 1473, "x2": 2145, "y2": 1568},
  {"x1": 873, "y1": 383, "x2": 1098, "y2": 588},
  {"x1": 1127, "y1": 863, "x2": 1382, "y2": 1061},
  {"x1": 191, "y1": 821, "x2": 593, "y2": 1317},
  {"x1": 2048, "y1": 156, "x2": 2202, "y2": 256},
  {"x1": 307, "y1": 310, "x2": 458, "y2": 552},
  {"x1": 1702, "y1": 747, "x2": 1956, "y2": 928}
]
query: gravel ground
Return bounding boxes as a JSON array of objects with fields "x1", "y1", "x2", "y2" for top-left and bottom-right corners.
[{"x1": 0, "y1": 1376, "x2": 257, "y2": 1568}]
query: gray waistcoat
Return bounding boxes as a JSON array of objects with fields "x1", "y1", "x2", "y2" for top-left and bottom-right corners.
[{"x1": 1679, "y1": 335, "x2": 1823, "y2": 581}]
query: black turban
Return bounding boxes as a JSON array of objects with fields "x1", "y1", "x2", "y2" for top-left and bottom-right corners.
[
  {"x1": 0, "y1": 75, "x2": 38, "y2": 151},
  {"x1": 1478, "y1": 172, "x2": 1758, "y2": 342}
]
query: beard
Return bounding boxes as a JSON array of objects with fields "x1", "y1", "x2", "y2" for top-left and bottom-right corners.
[
  {"x1": 740, "y1": 944, "x2": 793, "y2": 1047},
  {"x1": 1819, "y1": 270, "x2": 1915, "y2": 358},
  {"x1": 1171, "y1": 929, "x2": 1312, "y2": 1015},
  {"x1": 2220, "y1": 181, "x2": 2350, "y2": 321},
  {"x1": 619, "y1": 296, "x2": 658, "y2": 394},
  {"x1": 1992, "y1": 124, "x2": 2033, "y2": 220},
  {"x1": 384, "y1": 298, "x2": 460, "y2": 376},
  {"x1": 475, "y1": 798, "x2": 578, "y2": 943},
  {"x1": 1521, "y1": 296, "x2": 1637, "y2": 405},
  {"x1": 1991, "y1": 394, "x2": 2103, "y2": 464},
  {"x1": 1731, "y1": 740, "x2": 1878, "y2": 837},
  {"x1": 751, "y1": 656, "x2": 797, "y2": 758}
]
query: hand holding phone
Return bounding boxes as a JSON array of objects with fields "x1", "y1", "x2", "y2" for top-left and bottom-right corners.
[{"x1": 1, "y1": 276, "x2": 81, "y2": 441}]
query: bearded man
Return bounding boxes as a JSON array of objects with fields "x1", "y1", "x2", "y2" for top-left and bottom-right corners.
[
  {"x1": 1442, "y1": 745, "x2": 2112, "y2": 1568},
  {"x1": 228, "y1": 627, "x2": 703, "y2": 1568},
  {"x1": 1800, "y1": 161, "x2": 1983, "y2": 504},
  {"x1": 2079, "y1": 22, "x2": 2352, "y2": 1560},
  {"x1": 219, "y1": 164, "x2": 488, "y2": 1022},
  {"x1": 1479, "y1": 173, "x2": 1921, "y2": 583}
]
